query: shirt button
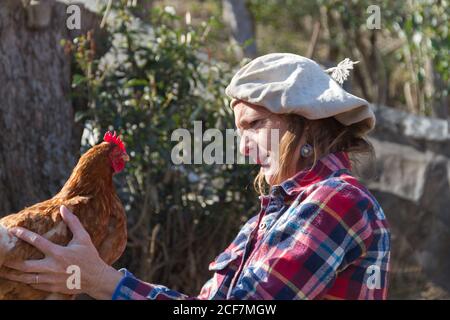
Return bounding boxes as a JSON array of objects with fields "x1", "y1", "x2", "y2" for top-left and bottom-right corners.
[{"x1": 259, "y1": 222, "x2": 266, "y2": 230}]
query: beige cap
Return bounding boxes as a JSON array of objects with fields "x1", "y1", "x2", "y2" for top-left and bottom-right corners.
[{"x1": 225, "y1": 53, "x2": 375, "y2": 134}]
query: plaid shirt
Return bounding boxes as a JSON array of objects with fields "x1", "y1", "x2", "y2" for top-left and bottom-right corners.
[{"x1": 112, "y1": 151, "x2": 390, "y2": 300}]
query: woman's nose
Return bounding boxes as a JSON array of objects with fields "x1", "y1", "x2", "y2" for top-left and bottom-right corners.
[{"x1": 239, "y1": 133, "x2": 251, "y2": 156}]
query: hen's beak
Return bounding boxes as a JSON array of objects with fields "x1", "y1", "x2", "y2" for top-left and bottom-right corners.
[{"x1": 122, "y1": 153, "x2": 130, "y2": 162}]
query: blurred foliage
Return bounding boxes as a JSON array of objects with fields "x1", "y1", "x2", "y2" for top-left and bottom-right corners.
[
  {"x1": 247, "y1": 0, "x2": 449, "y2": 116},
  {"x1": 162, "y1": 0, "x2": 448, "y2": 116},
  {"x1": 69, "y1": 3, "x2": 259, "y2": 295}
]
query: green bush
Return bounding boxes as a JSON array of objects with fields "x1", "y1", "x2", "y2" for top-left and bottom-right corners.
[{"x1": 70, "y1": 5, "x2": 259, "y2": 295}]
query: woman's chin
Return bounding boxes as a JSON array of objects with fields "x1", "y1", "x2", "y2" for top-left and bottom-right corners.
[{"x1": 263, "y1": 167, "x2": 277, "y2": 185}]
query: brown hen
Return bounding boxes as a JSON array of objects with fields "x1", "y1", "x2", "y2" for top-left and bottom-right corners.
[{"x1": 0, "y1": 131, "x2": 129, "y2": 299}]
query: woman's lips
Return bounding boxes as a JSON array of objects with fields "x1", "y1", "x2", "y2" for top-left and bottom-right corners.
[
  {"x1": 255, "y1": 158, "x2": 269, "y2": 167},
  {"x1": 249, "y1": 150, "x2": 269, "y2": 167}
]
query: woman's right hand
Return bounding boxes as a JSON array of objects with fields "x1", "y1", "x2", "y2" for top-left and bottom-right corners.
[{"x1": 0, "y1": 206, "x2": 123, "y2": 299}]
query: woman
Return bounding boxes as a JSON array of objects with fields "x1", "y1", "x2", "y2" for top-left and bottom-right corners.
[{"x1": 0, "y1": 53, "x2": 390, "y2": 300}]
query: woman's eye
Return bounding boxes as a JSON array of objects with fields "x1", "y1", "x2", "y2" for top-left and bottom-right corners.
[{"x1": 249, "y1": 119, "x2": 261, "y2": 127}]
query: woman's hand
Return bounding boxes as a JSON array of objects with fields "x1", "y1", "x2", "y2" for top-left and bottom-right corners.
[{"x1": 0, "y1": 205, "x2": 123, "y2": 299}]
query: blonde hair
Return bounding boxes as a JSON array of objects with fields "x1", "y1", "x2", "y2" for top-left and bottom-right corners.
[{"x1": 253, "y1": 114, "x2": 374, "y2": 195}]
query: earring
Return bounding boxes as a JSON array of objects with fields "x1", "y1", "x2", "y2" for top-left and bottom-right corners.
[{"x1": 300, "y1": 143, "x2": 313, "y2": 158}]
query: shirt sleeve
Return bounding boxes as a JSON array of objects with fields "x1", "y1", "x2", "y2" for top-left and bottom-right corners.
[
  {"x1": 227, "y1": 181, "x2": 376, "y2": 300},
  {"x1": 112, "y1": 268, "x2": 215, "y2": 300}
]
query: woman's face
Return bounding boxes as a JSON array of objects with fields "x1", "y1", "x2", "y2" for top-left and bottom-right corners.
[{"x1": 233, "y1": 100, "x2": 289, "y2": 184}]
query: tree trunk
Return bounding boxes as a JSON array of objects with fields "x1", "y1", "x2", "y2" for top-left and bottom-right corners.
[
  {"x1": 222, "y1": 0, "x2": 257, "y2": 59},
  {"x1": 0, "y1": 0, "x2": 76, "y2": 215}
]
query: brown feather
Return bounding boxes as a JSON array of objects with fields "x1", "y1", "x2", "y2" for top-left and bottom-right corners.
[{"x1": 0, "y1": 142, "x2": 128, "y2": 299}]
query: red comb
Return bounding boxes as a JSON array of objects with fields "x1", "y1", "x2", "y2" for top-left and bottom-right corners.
[{"x1": 103, "y1": 131, "x2": 126, "y2": 152}]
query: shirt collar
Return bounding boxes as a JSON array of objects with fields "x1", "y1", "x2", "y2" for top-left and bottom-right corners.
[{"x1": 262, "y1": 151, "x2": 352, "y2": 200}]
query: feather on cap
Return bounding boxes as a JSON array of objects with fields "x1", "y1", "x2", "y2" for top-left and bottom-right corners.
[{"x1": 325, "y1": 58, "x2": 359, "y2": 85}]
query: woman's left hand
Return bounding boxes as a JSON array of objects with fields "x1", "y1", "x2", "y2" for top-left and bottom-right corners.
[{"x1": 0, "y1": 205, "x2": 122, "y2": 298}]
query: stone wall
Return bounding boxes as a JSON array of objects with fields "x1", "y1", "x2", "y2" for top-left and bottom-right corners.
[{"x1": 361, "y1": 104, "x2": 450, "y2": 299}]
